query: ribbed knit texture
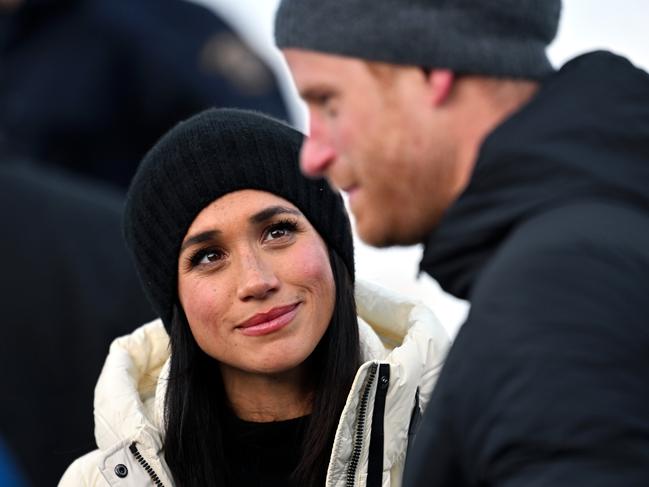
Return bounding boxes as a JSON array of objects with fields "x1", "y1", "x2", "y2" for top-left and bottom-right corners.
[
  {"x1": 123, "y1": 108, "x2": 354, "y2": 330},
  {"x1": 275, "y1": 0, "x2": 561, "y2": 79}
]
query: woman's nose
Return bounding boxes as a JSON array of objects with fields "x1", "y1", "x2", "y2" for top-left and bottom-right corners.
[{"x1": 236, "y1": 251, "x2": 280, "y2": 301}]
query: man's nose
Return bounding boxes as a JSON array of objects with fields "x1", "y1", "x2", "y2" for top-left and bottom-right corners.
[{"x1": 300, "y1": 115, "x2": 336, "y2": 177}]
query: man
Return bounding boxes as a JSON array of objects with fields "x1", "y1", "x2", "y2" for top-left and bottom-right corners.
[{"x1": 275, "y1": 1, "x2": 649, "y2": 485}]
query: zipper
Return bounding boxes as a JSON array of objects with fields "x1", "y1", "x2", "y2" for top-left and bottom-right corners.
[
  {"x1": 129, "y1": 442, "x2": 166, "y2": 487},
  {"x1": 367, "y1": 363, "x2": 390, "y2": 487},
  {"x1": 346, "y1": 362, "x2": 378, "y2": 487},
  {"x1": 406, "y1": 387, "x2": 421, "y2": 460}
]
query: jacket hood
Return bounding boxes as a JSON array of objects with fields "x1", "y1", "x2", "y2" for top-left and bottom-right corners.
[
  {"x1": 93, "y1": 322, "x2": 169, "y2": 452},
  {"x1": 421, "y1": 51, "x2": 649, "y2": 299},
  {"x1": 329, "y1": 279, "x2": 448, "y2": 483}
]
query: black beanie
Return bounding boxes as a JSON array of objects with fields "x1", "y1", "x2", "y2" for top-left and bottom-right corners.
[
  {"x1": 275, "y1": 0, "x2": 562, "y2": 80},
  {"x1": 123, "y1": 108, "x2": 354, "y2": 330}
]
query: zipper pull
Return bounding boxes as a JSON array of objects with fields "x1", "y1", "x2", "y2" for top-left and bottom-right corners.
[{"x1": 379, "y1": 373, "x2": 389, "y2": 390}]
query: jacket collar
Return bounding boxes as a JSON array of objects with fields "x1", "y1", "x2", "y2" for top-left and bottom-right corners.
[{"x1": 421, "y1": 51, "x2": 649, "y2": 299}]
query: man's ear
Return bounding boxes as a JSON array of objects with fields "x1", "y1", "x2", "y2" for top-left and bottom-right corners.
[{"x1": 425, "y1": 69, "x2": 455, "y2": 106}]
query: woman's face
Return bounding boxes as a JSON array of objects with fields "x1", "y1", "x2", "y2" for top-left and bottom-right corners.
[{"x1": 177, "y1": 189, "x2": 335, "y2": 377}]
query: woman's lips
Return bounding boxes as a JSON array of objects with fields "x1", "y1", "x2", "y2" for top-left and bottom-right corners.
[{"x1": 237, "y1": 303, "x2": 300, "y2": 336}]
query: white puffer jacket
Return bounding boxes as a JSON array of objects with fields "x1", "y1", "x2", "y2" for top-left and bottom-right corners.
[{"x1": 59, "y1": 279, "x2": 449, "y2": 486}]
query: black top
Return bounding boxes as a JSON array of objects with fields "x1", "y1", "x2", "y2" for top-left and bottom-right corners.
[
  {"x1": 406, "y1": 51, "x2": 649, "y2": 486},
  {"x1": 221, "y1": 407, "x2": 310, "y2": 487}
]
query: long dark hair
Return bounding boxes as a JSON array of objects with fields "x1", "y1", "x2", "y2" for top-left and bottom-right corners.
[{"x1": 163, "y1": 248, "x2": 361, "y2": 486}]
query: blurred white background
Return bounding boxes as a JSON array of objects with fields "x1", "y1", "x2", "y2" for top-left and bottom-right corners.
[{"x1": 189, "y1": 0, "x2": 649, "y2": 337}]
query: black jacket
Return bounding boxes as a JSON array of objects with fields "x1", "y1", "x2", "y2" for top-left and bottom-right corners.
[
  {"x1": 405, "y1": 51, "x2": 649, "y2": 486},
  {"x1": 0, "y1": 0, "x2": 288, "y2": 189},
  {"x1": 0, "y1": 163, "x2": 155, "y2": 487}
]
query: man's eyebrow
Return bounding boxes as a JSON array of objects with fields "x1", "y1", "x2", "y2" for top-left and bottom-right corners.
[
  {"x1": 180, "y1": 230, "x2": 220, "y2": 252},
  {"x1": 299, "y1": 86, "x2": 337, "y2": 103},
  {"x1": 250, "y1": 206, "x2": 301, "y2": 224}
]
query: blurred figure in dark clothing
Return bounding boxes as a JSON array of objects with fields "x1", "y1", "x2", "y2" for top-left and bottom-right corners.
[
  {"x1": 0, "y1": 436, "x2": 28, "y2": 487},
  {"x1": 0, "y1": 0, "x2": 289, "y2": 189},
  {"x1": 0, "y1": 0, "x2": 287, "y2": 484},
  {"x1": 0, "y1": 162, "x2": 155, "y2": 487}
]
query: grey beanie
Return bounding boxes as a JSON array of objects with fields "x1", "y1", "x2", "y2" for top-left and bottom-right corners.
[
  {"x1": 275, "y1": 0, "x2": 562, "y2": 79},
  {"x1": 123, "y1": 108, "x2": 354, "y2": 330}
]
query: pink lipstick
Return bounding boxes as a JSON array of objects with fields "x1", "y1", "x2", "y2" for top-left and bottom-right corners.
[{"x1": 237, "y1": 303, "x2": 300, "y2": 336}]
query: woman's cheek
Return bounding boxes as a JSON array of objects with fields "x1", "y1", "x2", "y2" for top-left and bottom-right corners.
[
  {"x1": 182, "y1": 281, "x2": 226, "y2": 331},
  {"x1": 284, "y1": 243, "x2": 334, "y2": 290}
]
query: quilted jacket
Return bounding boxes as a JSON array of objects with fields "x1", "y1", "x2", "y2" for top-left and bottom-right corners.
[{"x1": 60, "y1": 279, "x2": 449, "y2": 486}]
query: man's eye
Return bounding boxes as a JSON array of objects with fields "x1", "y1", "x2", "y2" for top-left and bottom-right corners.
[{"x1": 316, "y1": 94, "x2": 331, "y2": 106}]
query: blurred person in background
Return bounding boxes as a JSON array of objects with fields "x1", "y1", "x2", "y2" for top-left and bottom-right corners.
[
  {"x1": 275, "y1": 0, "x2": 649, "y2": 485},
  {"x1": 1, "y1": 0, "x2": 290, "y2": 484},
  {"x1": 60, "y1": 109, "x2": 449, "y2": 486},
  {"x1": 0, "y1": 0, "x2": 288, "y2": 189},
  {"x1": 0, "y1": 161, "x2": 155, "y2": 487}
]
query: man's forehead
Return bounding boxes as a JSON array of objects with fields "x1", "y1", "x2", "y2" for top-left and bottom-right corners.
[
  {"x1": 282, "y1": 49, "x2": 362, "y2": 85},
  {"x1": 282, "y1": 48, "x2": 396, "y2": 78},
  {"x1": 282, "y1": 48, "x2": 354, "y2": 67}
]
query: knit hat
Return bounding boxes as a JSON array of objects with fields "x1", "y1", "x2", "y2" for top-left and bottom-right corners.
[
  {"x1": 275, "y1": 0, "x2": 561, "y2": 79},
  {"x1": 123, "y1": 108, "x2": 354, "y2": 330}
]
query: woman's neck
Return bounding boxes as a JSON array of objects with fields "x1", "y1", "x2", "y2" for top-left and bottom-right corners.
[{"x1": 220, "y1": 364, "x2": 313, "y2": 422}]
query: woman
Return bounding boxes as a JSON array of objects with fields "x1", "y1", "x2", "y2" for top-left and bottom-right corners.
[{"x1": 60, "y1": 108, "x2": 449, "y2": 486}]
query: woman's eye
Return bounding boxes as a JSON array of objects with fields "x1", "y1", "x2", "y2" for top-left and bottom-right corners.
[
  {"x1": 188, "y1": 248, "x2": 224, "y2": 268},
  {"x1": 264, "y1": 220, "x2": 298, "y2": 242},
  {"x1": 199, "y1": 251, "x2": 221, "y2": 264},
  {"x1": 269, "y1": 228, "x2": 285, "y2": 239}
]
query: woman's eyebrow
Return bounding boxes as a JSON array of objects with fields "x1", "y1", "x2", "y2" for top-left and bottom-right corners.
[
  {"x1": 249, "y1": 206, "x2": 301, "y2": 224},
  {"x1": 180, "y1": 230, "x2": 220, "y2": 252},
  {"x1": 180, "y1": 206, "x2": 300, "y2": 252}
]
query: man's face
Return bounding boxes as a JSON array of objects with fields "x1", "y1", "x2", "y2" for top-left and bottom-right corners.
[{"x1": 283, "y1": 49, "x2": 460, "y2": 247}]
